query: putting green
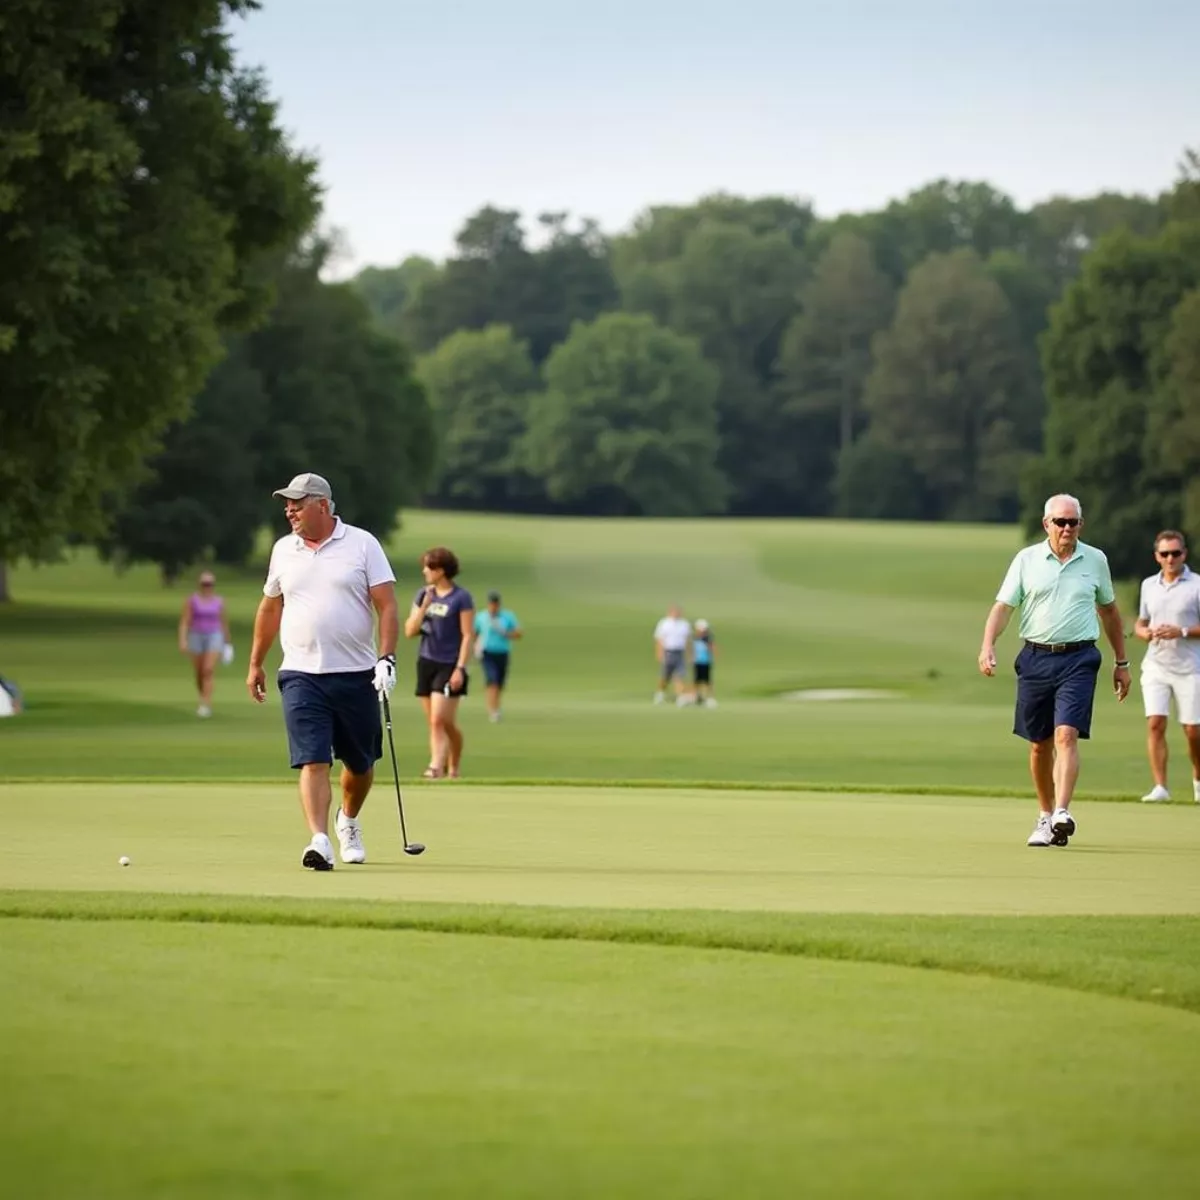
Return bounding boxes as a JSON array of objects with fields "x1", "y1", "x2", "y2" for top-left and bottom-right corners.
[{"x1": 8, "y1": 782, "x2": 1200, "y2": 914}]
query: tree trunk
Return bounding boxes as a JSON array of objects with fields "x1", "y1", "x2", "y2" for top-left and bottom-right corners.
[{"x1": 0, "y1": 560, "x2": 9, "y2": 603}]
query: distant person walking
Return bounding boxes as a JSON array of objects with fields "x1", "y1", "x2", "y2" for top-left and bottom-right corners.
[
  {"x1": 247, "y1": 473, "x2": 399, "y2": 871},
  {"x1": 978, "y1": 494, "x2": 1131, "y2": 847},
  {"x1": 1135, "y1": 530, "x2": 1200, "y2": 803},
  {"x1": 692, "y1": 619, "x2": 718, "y2": 708},
  {"x1": 473, "y1": 590, "x2": 522, "y2": 722},
  {"x1": 178, "y1": 570, "x2": 230, "y2": 718},
  {"x1": 405, "y1": 547, "x2": 475, "y2": 778},
  {"x1": 653, "y1": 605, "x2": 692, "y2": 706}
]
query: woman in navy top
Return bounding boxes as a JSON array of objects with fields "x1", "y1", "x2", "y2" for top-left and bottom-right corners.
[{"x1": 403, "y1": 546, "x2": 475, "y2": 778}]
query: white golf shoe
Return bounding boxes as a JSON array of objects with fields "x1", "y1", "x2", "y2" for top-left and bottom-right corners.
[
  {"x1": 335, "y1": 809, "x2": 367, "y2": 865},
  {"x1": 1141, "y1": 785, "x2": 1171, "y2": 803},
  {"x1": 1193, "y1": 779, "x2": 1200, "y2": 804},
  {"x1": 302, "y1": 833, "x2": 335, "y2": 871},
  {"x1": 1027, "y1": 814, "x2": 1053, "y2": 847}
]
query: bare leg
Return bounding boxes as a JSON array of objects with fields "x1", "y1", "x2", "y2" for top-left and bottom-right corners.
[
  {"x1": 298, "y1": 763, "x2": 333, "y2": 836},
  {"x1": 1029, "y1": 738, "x2": 1055, "y2": 814},
  {"x1": 419, "y1": 695, "x2": 444, "y2": 772},
  {"x1": 199, "y1": 650, "x2": 219, "y2": 706},
  {"x1": 1147, "y1": 716, "x2": 1169, "y2": 788},
  {"x1": 434, "y1": 694, "x2": 464, "y2": 775},
  {"x1": 191, "y1": 654, "x2": 205, "y2": 700},
  {"x1": 486, "y1": 683, "x2": 501, "y2": 717},
  {"x1": 1052, "y1": 725, "x2": 1081, "y2": 809},
  {"x1": 1184, "y1": 724, "x2": 1200, "y2": 783},
  {"x1": 340, "y1": 766, "x2": 373, "y2": 819}
]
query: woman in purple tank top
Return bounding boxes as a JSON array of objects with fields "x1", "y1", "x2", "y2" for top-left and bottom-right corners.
[{"x1": 177, "y1": 570, "x2": 231, "y2": 718}]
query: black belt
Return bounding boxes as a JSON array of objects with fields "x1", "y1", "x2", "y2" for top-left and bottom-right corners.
[{"x1": 1024, "y1": 640, "x2": 1095, "y2": 654}]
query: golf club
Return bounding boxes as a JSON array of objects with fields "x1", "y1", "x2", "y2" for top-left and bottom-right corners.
[{"x1": 381, "y1": 692, "x2": 426, "y2": 856}]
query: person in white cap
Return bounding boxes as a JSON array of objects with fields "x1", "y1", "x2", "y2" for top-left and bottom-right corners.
[{"x1": 246, "y1": 472, "x2": 400, "y2": 871}]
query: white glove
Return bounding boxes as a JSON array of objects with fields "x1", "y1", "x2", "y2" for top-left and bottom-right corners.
[
  {"x1": 373, "y1": 654, "x2": 397, "y2": 695},
  {"x1": 221, "y1": 643, "x2": 235, "y2": 666}
]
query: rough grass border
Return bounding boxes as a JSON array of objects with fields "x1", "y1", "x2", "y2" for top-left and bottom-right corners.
[{"x1": 4, "y1": 890, "x2": 1199, "y2": 1016}]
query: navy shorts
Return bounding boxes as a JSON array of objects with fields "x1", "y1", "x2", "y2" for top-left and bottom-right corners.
[
  {"x1": 481, "y1": 651, "x2": 509, "y2": 688},
  {"x1": 278, "y1": 670, "x2": 381, "y2": 774},
  {"x1": 1013, "y1": 643, "x2": 1102, "y2": 742}
]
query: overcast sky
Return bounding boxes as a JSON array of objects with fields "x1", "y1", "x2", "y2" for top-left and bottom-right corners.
[{"x1": 229, "y1": 0, "x2": 1200, "y2": 273}]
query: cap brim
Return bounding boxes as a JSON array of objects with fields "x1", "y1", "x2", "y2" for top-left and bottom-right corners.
[{"x1": 272, "y1": 488, "x2": 308, "y2": 499}]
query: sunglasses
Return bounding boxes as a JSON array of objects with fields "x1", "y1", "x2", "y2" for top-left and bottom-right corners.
[
  {"x1": 1158, "y1": 549, "x2": 1184, "y2": 559},
  {"x1": 1050, "y1": 518, "x2": 1081, "y2": 528}
]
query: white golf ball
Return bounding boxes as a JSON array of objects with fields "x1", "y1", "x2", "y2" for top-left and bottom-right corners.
[{"x1": 119, "y1": 856, "x2": 131, "y2": 867}]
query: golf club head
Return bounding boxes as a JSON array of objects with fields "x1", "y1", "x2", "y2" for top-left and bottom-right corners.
[{"x1": 404, "y1": 842, "x2": 426, "y2": 856}]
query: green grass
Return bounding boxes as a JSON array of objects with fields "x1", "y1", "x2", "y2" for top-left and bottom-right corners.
[
  {"x1": 0, "y1": 512, "x2": 1157, "y2": 792},
  {"x1": 1, "y1": 513, "x2": 1197, "y2": 1197}
]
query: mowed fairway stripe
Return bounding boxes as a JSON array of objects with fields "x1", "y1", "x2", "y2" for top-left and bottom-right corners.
[
  {"x1": 6, "y1": 782, "x2": 1200, "y2": 914},
  {"x1": 2, "y1": 921, "x2": 1199, "y2": 1199}
]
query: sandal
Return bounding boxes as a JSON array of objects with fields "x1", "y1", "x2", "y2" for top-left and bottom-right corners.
[{"x1": 422, "y1": 765, "x2": 444, "y2": 780}]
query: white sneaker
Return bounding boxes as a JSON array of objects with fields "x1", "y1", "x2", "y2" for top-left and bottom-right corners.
[
  {"x1": 1141, "y1": 785, "x2": 1171, "y2": 803},
  {"x1": 197, "y1": 704, "x2": 211, "y2": 718},
  {"x1": 1193, "y1": 780, "x2": 1200, "y2": 804},
  {"x1": 704, "y1": 697, "x2": 718, "y2": 709},
  {"x1": 335, "y1": 809, "x2": 366, "y2": 865},
  {"x1": 1050, "y1": 807, "x2": 1076, "y2": 846},
  {"x1": 302, "y1": 833, "x2": 335, "y2": 871},
  {"x1": 1027, "y1": 814, "x2": 1053, "y2": 847},
  {"x1": 488, "y1": 711, "x2": 501, "y2": 723},
  {"x1": 653, "y1": 691, "x2": 665, "y2": 705}
]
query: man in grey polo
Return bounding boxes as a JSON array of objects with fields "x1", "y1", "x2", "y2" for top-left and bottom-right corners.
[
  {"x1": 1134, "y1": 529, "x2": 1200, "y2": 803},
  {"x1": 978, "y1": 494, "x2": 1131, "y2": 847}
]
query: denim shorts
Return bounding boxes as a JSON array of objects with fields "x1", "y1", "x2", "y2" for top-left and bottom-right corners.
[
  {"x1": 278, "y1": 670, "x2": 381, "y2": 774},
  {"x1": 480, "y1": 651, "x2": 510, "y2": 688},
  {"x1": 187, "y1": 631, "x2": 224, "y2": 655},
  {"x1": 1013, "y1": 643, "x2": 1102, "y2": 742}
]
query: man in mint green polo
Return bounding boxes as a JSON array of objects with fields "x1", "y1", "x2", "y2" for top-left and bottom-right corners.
[{"x1": 978, "y1": 493, "x2": 1131, "y2": 848}]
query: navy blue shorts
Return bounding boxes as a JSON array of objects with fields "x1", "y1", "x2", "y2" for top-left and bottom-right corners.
[
  {"x1": 1013, "y1": 643, "x2": 1102, "y2": 742},
  {"x1": 481, "y1": 651, "x2": 509, "y2": 688},
  {"x1": 278, "y1": 670, "x2": 382, "y2": 774}
]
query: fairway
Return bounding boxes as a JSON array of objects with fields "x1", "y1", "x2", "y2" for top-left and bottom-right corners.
[{"x1": 3, "y1": 514, "x2": 1198, "y2": 1198}]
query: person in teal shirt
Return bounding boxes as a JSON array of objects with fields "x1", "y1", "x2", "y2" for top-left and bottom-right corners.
[
  {"x1": 978, "y1": 494, "x2": 1131, "y2": 849},
  {"x1": 473, "y1": 591, "x2": 523, "y2": 722}
]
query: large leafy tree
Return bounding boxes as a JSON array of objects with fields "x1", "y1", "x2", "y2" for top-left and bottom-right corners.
[
  {"x1": 1026, "y1": 220, "x2": 1200, "y2": 576},
  {"x1": 617, "y1": 209, "x2": 811, "y2": 512},
  {"x1": 524, "y1": 313, "x2": 726, "y2": 516},
  {"x1": 100, "y1": 242, "x2": 435, "y2": 579},
  {"x1": 416, "y1": 325, "x2": 540, "y2": 509},
  {"x1": 0, "y1": 0, "x2": 319, "y2": 594},
  {"x1": 864, "y1": 250, "x2": 1037, "y2": 522},
  {"x1": 400, "y1": 207, "x2": 617, "y2": 364},
  {"x1": 777, "y1": 232, "x2": 895, "y2": 456}
]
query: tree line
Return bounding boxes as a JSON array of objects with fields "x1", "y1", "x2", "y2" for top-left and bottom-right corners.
[
  {"x1": 352, "y1": 178, "x2": 1187, "y2": 540},
  {"x1": 2, "y1": 3, "x2": 1198, "y2": 597}
]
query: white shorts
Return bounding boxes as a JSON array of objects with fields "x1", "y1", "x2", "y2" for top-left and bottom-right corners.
[{"x1": 1141, "y1": 671, "x2": 1200, "y2": 724}]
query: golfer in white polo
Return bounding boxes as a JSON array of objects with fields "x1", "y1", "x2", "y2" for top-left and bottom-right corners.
[
  {"x1": 1135, "y1": 529, "x2": 1200, "y2": 803},
  {"x1": 653, "y1": 605, "x2": 692, "y2": 706},
  {"x1": 247, "y1": 472, "x2": 400, "y2": 870}
]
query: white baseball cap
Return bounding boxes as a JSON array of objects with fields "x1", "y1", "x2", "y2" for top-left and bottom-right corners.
[{"x1": 272, "y1": 472, "x2": 333, "y2": 501}]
